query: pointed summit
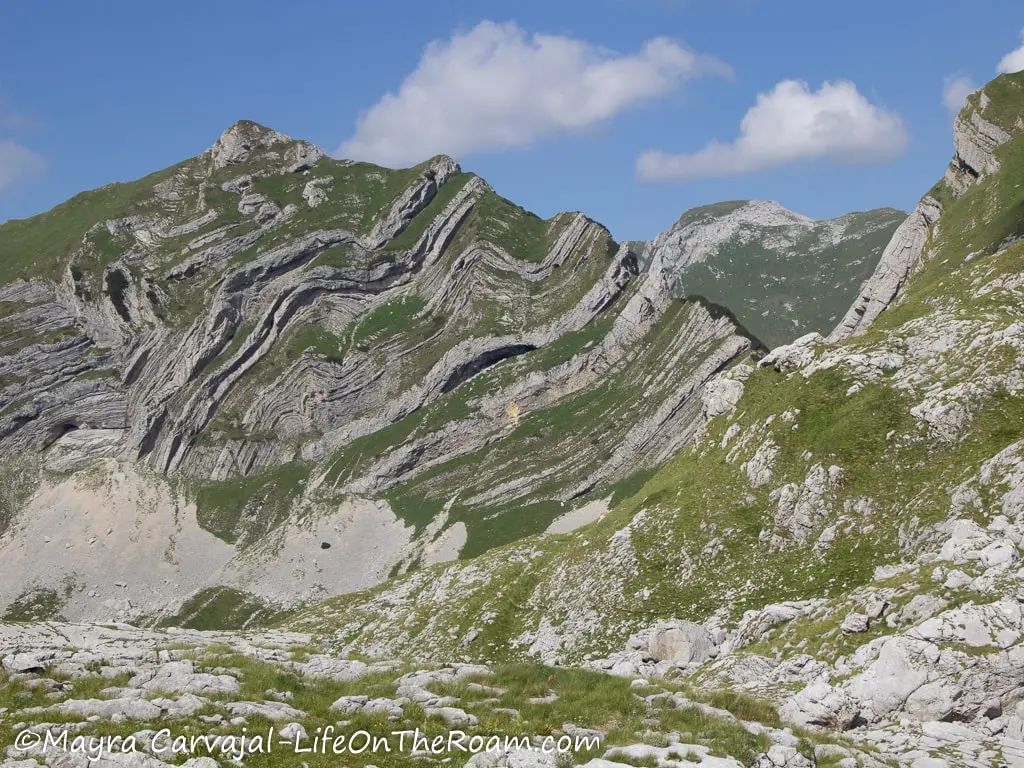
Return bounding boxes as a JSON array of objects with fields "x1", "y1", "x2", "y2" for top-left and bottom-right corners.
[
  {"x1": 208, "y1": 120, "x2": 324, "y2": 172},
  {"x1": 210, "y1": 120, "x2": 290, "y2": 168}
]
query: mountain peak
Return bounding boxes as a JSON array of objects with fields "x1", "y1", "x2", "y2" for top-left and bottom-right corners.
[
  {"x1": 666, "y1": 200, "x2": 814, "y2": 235},
  {"x1": 418, "y1": 153, "x2": 462, "y2": 180},
  {"x1": 208, "y1": 119, "x2": 323, "y2": 170}
]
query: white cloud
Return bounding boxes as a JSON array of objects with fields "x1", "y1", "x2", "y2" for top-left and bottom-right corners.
[
  {"x1": 0, "y1": 139, "x2": 46, "y2": 197},
  {"x1": 338, "y1": 20, "x2": 730, "y2": 167},
  {"x1": 636, "y1": 79, "x2": 907, "y2": 181},
  {"x1": 942, "y1": 74, "x2": 977, "y2": 113},
  {"x1": 997, "y1": 29, "x2": 1024, "y2": 74}
]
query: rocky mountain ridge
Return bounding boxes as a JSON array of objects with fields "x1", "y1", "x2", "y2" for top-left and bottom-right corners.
[{"x1": 0, "y1": 118, "x2": 896, "y2": 626}]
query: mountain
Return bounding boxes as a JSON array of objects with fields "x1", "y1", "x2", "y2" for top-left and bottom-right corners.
[
  {"x1": 650, "y1": 201, "x2": 904, "y2": 349},
  {"x1": 0, "y1": 121, "x2": 894, "y2": 626}
]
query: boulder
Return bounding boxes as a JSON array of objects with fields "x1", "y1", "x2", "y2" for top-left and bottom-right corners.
[
  {"x1": 840, "y1": 612, "x2": 870, "y2": 635},
  {"x1": 903, "y1": 680, "x2": 962, "y2": 721},
  {"x1": 755, "y1": 744, "x2": 814, "y2": 767},
  {"x1": 425, "y1": 705, "x2": 478, "y2": 727},
  {"x1": 780, "y1": 681, "x2": 859, "y2": 730},
  {"x1": 1, "y1": 653, "x2": 49, "y2": 674},
  {"x1": 843, "y1": 637, "x2": 938, "y2": 722},
  {"x1": 702, "y1": 376, "x2": 745, "y2": 419},
  {"x1": 295, "y1": 655, "x2": 369, "y2": 681},
  {"x1": 644, "y1": 620, "x2": 717, "y2": 664},
  {"x1": 758, "y1": 333, "x2": 823, "y2": 372},
  {"x1": 129, "y1": 660, "x2": 239, "y2": 695},
  {"x1": 43, "y1": 696, "x2": 163, "y2": 720},
  {"x1": 980, "y1": 539, "x2": 1020, "y2": 569},
  {"x1": 888, "y1": 594, "x2": 949, "y2": 627}
]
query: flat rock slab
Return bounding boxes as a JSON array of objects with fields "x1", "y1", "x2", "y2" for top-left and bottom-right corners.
[{"x1": 224, "y1": 700, "x2": 307, "y2": 721}]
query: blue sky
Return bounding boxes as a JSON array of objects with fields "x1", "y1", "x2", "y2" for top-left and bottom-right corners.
[{"x1": 1, "y1": 0, "x2": 1023, "y2": 240}]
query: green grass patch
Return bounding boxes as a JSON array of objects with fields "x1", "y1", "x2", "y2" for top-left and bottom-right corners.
[
  {"x1": 286, "y1": 323, "x2": 346, "y2": 363},
  {"x1": 352, "y1": 294, "x2": 432, "y2": 348},
  {"x1": 193, "y1": 461, "x2": 309, "y2": 545},
  {"x1": 155, "y1": 587, "x2": 294, "y2": 631},
  {"x1": 656, "y1": 703, "x2": 772, "y2": 763},
  {"x1": 2, "y1": 586, "x2": 68, "y2": 621}
]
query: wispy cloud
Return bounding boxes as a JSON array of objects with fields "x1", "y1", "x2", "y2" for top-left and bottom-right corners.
[
  {"x1": 338, "y1": 20, "x2": 730, "y2": 167},
  {"x1": 998, "y1": 29, "x2": 1024, "y2": 74},
  {"x1": 3, "y1": 110, "x2": 43, "y2": 133},
  {"x1": 0, "y1": 138, "x2": 47, "y2": 197},
  {"x1": 0, "y1": 90, "x2": 46, "y2": 198},
  {"x1": 636, "y1": 79, "x2": 907, "y2": 181},
  {"x1": 942, "y1": 74, "x2": 977, "y2": 114}
]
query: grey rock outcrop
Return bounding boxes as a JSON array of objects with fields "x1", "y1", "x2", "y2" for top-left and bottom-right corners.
[
  {"x1": 127, "y1": 660, "x2": 240, "y2": 695},
  {"x1": 827, "y1": 198, "x2": 942, "y2": 341},
  {"x1": 944, "y1": 99, "x2": 1013, "y2": 195},
  {"x1": 830, "y1": 81, "x2": 1016, "y2": 342},
  {"x1": 209, "y1": 120, "x2": 293, "y2": 169},
  {"x1": 643, "y1": 620, "x2": 718, "y2": 664}
]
